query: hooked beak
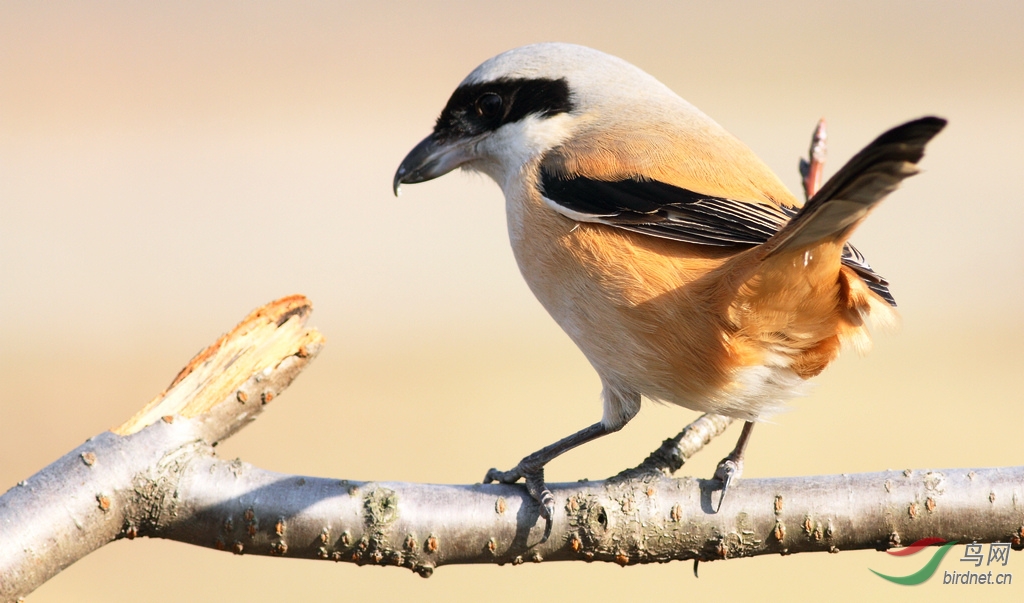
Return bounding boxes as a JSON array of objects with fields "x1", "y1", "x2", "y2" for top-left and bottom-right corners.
[{"x1": 393, "y1": 134, "x2": 475, "y2": 196}]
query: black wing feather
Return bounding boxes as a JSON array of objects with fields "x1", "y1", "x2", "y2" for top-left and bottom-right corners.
[{"x1": 539, "y1": 168, "x2": 896, "y2": 306}]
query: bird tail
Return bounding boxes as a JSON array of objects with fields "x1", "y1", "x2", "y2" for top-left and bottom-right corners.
[
  {"x1": 726, "y1": 117, "x2": 946, "y2": 372},
  {"x1": 764, "y1": 116, "x2": 946, "y2": 258}
]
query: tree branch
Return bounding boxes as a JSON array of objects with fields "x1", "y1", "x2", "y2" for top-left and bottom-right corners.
[
  {"x1": 0, "y1": 295, "x2": 324, "y2": 599},
  {"x1": 4, "y1": 294, "x2": 1023, "y2": 601},
  {"x1": 799, "y1": 118, "x2": 828, "y2": 200},
  {"x1": 155, "y1": 460, "x2": 1023, "y2": 574}
]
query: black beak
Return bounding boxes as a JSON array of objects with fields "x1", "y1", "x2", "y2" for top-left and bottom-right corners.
[{"x1": 393, "y1": 134, "x2": 474, "y2": 196}]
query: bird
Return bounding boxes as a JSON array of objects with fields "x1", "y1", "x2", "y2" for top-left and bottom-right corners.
[{"x1": 393, "y1": 42, "x2": 945, "y2": 519}]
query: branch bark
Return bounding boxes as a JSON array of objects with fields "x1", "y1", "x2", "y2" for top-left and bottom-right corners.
[
  {"x1": 0, "y1": 295, "x2": 324, "y2": 600},
  {"x1": 3, "y1": 294, "x2": 1023, "y2": 601}
]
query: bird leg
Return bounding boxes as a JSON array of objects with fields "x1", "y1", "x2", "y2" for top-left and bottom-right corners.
[
  {"x1": 484, "y1": 422, "x2": 610, "y2": 519},
  {"x1": 709, "y1": 420, "x2": 755, "y2": 512}
]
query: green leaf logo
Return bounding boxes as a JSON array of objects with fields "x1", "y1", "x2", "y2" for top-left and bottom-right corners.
[{"x1": 870, "y1": 539, "x2": 958, "y2": 585}]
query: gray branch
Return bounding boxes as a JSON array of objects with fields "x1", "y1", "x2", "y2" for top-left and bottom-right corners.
[{"x1": 2, "y1": 296, "x2": 1022, "y2": 601}]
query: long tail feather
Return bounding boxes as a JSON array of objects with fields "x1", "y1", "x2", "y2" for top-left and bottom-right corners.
[{"x1": 766, "y1": 117, "x2": 946, "y2": 257}]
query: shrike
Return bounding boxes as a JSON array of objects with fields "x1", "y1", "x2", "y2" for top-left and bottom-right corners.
[{"x1": 394, "y1": 42, "x2": 944, "y2": 518}]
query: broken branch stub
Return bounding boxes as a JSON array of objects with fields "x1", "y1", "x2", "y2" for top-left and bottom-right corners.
[
  {"x1": 113, "y1": 294, "x2": 324, "y2": 442},
  {"x1": 0, "y1": 295, "x2": 324, "y2": 600}
]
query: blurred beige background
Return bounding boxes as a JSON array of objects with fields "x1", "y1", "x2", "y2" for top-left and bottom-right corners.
[{"x1": 2, "y1": 1, "x2": 1022, "y2": 601}]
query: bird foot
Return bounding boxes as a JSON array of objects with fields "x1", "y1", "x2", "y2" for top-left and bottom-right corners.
[
  {"x1": 709, "y1": 454, "x2": 744, "y2": 513},
  {"x1": 484, "y1": 463, "x2": 555, "y2": 519}
]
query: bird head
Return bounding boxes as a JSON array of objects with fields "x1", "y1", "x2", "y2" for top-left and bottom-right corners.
[
  {"x1": 393, "y1": 43, "x2": 691, "y2": 195},
  {"x1": 393, "y1": 43, "x2": 794, "y2": 210}
]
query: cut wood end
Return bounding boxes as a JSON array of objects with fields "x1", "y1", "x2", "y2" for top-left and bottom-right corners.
[{"x1": 113, "y1": 295, "x2": 324, "y2": 436}]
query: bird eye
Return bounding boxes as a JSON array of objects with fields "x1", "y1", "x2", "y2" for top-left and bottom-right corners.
[{"x1": 475, "y1": 92, "x2": 503, "y2": 118}]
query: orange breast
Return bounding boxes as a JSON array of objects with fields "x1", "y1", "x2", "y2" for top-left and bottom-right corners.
[{"x1": 506, "y1": 181, "x2": 880, "y2": 420}]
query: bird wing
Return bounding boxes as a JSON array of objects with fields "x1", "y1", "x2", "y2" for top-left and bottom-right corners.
[
  {"x1": 537, "y1": 165, "x2": 896, "y2": 305},
  {"x1": 539, "y1": 169, "x2": 788, "y2": 245}
]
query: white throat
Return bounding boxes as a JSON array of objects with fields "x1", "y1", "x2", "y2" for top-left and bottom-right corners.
[{"x1": 466, "y1": 112, "x2": 576, "y2": 191}]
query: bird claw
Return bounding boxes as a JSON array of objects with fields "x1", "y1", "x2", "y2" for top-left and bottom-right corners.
[
  {"x1": 484, "y1": 464, "x2": 555, "y2": 519},
  {"x1": 483, "y1": 466, "x2": 522, "y2": 484},
  {"x1": 710, "y1": 455, "x2": 743, "y2": 512}
]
